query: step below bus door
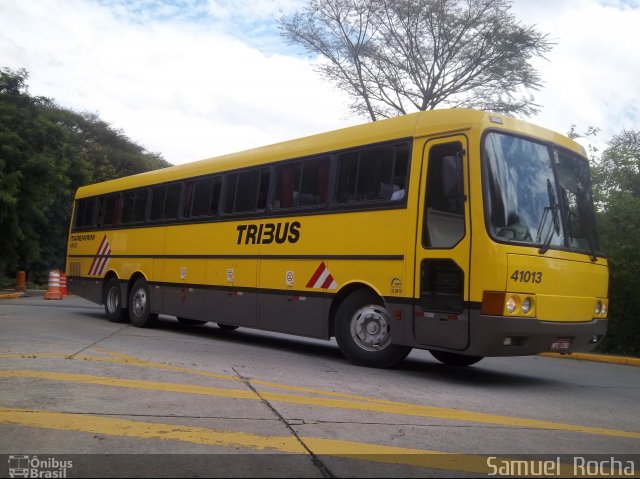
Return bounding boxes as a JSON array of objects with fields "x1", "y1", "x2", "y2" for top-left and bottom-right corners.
[{"x1": 413, "y1": 136, "x2": 471, "y2": 351}]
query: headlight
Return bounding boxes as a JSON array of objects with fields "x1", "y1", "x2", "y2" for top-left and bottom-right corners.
[
  {"x1": 595, "y1": 301, "x2": 602, "y2": 315},
  {"x1": 522, "y1": 297, "x2": 532, "y2": 314},
  {"x1": 506, "y1": 296, "x2": 517, "y2": 314}
]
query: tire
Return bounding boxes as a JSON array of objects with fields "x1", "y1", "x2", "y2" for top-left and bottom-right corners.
[
  {"x1": 178, "y1": 318, "x2": 208, "y2": 326},
  {"x1": 104, "y1": 277, "x2": 128, "y2": 323},
  {"x1": 334, "y1": 290, "x2": 412, "y2": 368},
  {"x1": 128, "y1": 277, "x2": 158, "y2": 328},
  {"x1": 217, "y1": 323, "x2": 239, "y2": 331},
  {"x1": 429, "y1": 349, "x2": 483, "y2": 367}
]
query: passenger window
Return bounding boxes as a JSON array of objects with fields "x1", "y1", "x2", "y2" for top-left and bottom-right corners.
[
  {"x1": 337, "y1": 144, "x2": 409, "y2": 204},
  {"x1": 191, "y1": 176, "x2": 221, "y2": 217},
  {"x1": 423, "y1": 142, "x2": 465, "y2": 248},
  {"x1": 234, "y1": 171, "x2": 259, "y2": 212},
  {"x1": 163, "y1": 183, "x2": 181, "y2": 220},
  {"x1": 97, "y1": 195, "x2": 120, "y2": 227},
  {"x1": 225, "y1": 169, "x2": 270, "y2": 214},
  {"x1": 121, "y1": 189, "x2": 148, "y2": 224},
  {"x1": 149, "y1": 186, "x2": 166, "y2": 221},
  {"x1": 300, "y1": 158, "x2": 329, "y2": 206},
  {"x1": 256, "y1": 168, "x2": 271, "y2": 210},
  {"x1": 274, "y1": 158, "x2": 329, "y2": 209},
  {"x1": 75, "y1": 198, "x2": 97, "y2": 229},
  {"x1": 149, "y1": 183, "x2": 181, "y2": 221}
]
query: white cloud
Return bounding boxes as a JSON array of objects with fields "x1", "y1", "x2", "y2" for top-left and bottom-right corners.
[
  {"x1": 1, "y1": 0, "x2": 638, "y2": 166},
  {"x1": 0, "y1": 0, "x2": 354, "y2": 164},
  {"x1": 207, "y1": 0, "x2": 302, "y2": 19},
  {"x1": 512, "y1": 0, "x2": 640, "y2": 151}
]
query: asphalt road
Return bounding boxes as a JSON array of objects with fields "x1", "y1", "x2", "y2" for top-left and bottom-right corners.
[{"x1": 1, "y1": 293, "x2": 638, "y2": 477}]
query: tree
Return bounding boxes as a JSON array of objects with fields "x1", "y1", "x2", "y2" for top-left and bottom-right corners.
[
  {"x1": 0, "y1": 67, "x2": 170, "y2": 283},
  {"x1": 591, "y1": 130, "x2": 640, "y2": 356},
  {"x1": 279, "y1": 0, "x2": 552, "y2": 121}
]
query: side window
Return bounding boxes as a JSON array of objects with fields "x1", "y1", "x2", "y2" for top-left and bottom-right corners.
[
  {"x1": 275, "y1": 163, "x2": 302, "y2": 209},
  {"x1": 149, "y1": 183, "x2": 181, "y2": 221},
  {"x1": 149, "y1": 186, "x2": 166, "y2": 222},
  {"x1": 273, "y1": 157, "x2": 329, "y2": 209},
  {"x1": 75, "y1": 198, "x2": 97, "y2": 229},
  {"x1": 121, "y1": 189, "x2": 148, "y2": 224},
  {"x1": 300, "y1": 158, "x2": 329, "y2": 206},
  {"x1": 163, "y1": 183, "x2": 181, "y2": 220},
  {"x1": 191, "y1": 176, "x2": 221, "y2": 217},
  {"x1": 336, "y1": 143, "x2": 409, "y2": 204},
  {"x1": 97, "y1": 194, "x2": 120, "y2": 227},
  {"x1": 423, "y1": 142, "x2": 466, "y2": 248},
  {"x1": 224, "y1": 168, "x2": 270, "y2": 214}
]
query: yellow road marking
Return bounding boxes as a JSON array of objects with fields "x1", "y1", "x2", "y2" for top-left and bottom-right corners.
[
  {"x1": 0, "y1": 406, "x2": 584, "y2": 476},
  {"x1": 2, "y1": 369, "x2": 638, "y2": 440}
]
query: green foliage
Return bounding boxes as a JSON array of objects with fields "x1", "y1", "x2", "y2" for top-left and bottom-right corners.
[
  {"x1": 0, "y1": 67, "x2": 170, "y2": 283},
  {"x1": 592, "y1": 130, "x2": 640, "y2": 356}
]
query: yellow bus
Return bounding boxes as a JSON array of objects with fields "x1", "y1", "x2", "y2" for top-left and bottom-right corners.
[{"x1": 66, "y1": 109, "x2": 608, "y2": 368}]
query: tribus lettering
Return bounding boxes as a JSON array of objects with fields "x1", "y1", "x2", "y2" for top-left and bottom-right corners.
[{"x1": 236, "y1": 221, "x2": 301, "y2": 245}]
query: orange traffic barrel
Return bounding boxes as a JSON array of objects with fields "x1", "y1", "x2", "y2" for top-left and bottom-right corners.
[
  {"x1": 16, "y1": 271, "x2": 26, "y2": 292},
  {"x1": 60, "y1": 272, "x2": 68, "y2": 297},
  {"x1": 44, "y1": 270, "x2": 63, "y2": 300}
]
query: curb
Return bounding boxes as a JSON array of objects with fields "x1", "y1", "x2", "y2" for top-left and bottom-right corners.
[
  {"x1": 0, "y1": 291, "x2": 25, "y2": 300},
  {"x1": 540, "y1": 352, "x2": 640, "y2": 367}
]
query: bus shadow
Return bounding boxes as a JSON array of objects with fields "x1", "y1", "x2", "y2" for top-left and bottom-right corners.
[
  {"x1": 151, "y1": 316, "x2": 558, "y2": 388},
  {"x1": 152, "y1": 316, "x2": 347, "y2": 361},
  {"x1": 398, "y1": 356, "x2": 560, "y2": 388}
]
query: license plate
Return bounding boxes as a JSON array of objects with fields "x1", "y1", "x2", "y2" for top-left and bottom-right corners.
[{"x1": 550, "y1": 338, "x2": 572, "y2": 352}]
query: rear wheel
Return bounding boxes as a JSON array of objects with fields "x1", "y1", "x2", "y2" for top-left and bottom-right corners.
[
  {"x1": 429, "y1": 349, "x2": 483, "y2": 367},
  {"x1": 104, "y1": 277, "x2": 128, "y2": 323},
  {"x1": 334, "y1": 290, "x2": 411, "y2": 368},
  {"x1": 128, "y1": 278, "x2": 158, "y2": 328}
]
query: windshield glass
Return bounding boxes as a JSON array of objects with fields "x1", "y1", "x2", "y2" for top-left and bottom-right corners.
[
  {"x1": 483, "y1": 132, "x2": 600, "y2": 255},
  {"x1": 555, "y1": 149, "x2": 601, "y2": 252},
  {"x1": 483, "y1": 132, "x2": 564, "y2": 248}
]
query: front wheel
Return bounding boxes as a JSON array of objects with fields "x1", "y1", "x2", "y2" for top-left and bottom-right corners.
[
  {"x1": 128, "y1": 278, "x2": 158, "y2": 328},
  {"x1": 429, "y1": 350, "x2": 483, "y2": 367},
  {"x1": 104, "y1": 277, "x2": 128, "y2": 323},
  {"x1": 334, "y1": 290, "x2": 411, "y2": 368}
]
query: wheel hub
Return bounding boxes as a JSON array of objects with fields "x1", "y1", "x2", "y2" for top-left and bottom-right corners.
[{"x1": 351, "y1": 306, "x2": 391, "y2": 351}]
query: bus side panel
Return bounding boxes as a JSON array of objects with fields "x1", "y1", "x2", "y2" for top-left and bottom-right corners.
[
  {"x1": 258, "y1": 259, "x2": 326, "y2": 338},
  {"x1": 204, "y1": 258, "x2": 258, "y2": 328}
]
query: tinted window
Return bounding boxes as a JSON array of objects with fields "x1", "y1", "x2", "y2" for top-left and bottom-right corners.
[
  {"x1": 274, "y1": 157, "x2": 329, "y2": 209},
  {"x1": 97, "y1": 195, "x2": 120, "y2": 227},
  {"x1": 121, "y1": 189, "x2": 148, "y2": 224},
  {"x1": 225, "y1": 169, "x2": 270, "y2": 214},
  {"x1": 75, "y1": 198, "x2": 97, "y2": 228},
  {"x1": 164, "y1": 183, "x2": 181, "y2": 220},
  {"x1": 336, "y1": 143, "x2": 409, "y2": 204},
  {"x1": 149, "y1": 186, "x2": 166, "y2": 221},
  {"x1": 149, "y1": 183, "x2": 181, "y2": 221},
  {"x1": 191, "y1": 176, "x2": 221, "y2": 217}
]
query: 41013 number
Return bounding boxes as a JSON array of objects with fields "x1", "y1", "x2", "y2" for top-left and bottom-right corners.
[{"x1": 510, "y1": 270, "x2": 542, "y2": 284}]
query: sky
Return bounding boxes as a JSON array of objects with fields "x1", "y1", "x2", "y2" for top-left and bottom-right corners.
[{"x1": 1, "y1": 0, "x2": 639, "y2": 165}]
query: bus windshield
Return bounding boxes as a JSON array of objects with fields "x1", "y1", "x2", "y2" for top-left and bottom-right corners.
[{"x1": 483, "y1": 131, "x2": 600, "y2": 256}]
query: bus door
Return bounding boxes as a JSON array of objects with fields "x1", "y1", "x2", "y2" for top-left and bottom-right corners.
[{"x1": 413, "y1": 135, "x2": 471, "y2": 350}]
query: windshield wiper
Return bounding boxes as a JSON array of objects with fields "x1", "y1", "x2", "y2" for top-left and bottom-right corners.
[{"x1": 538, "y1": 179, "x2": 561, "y2": 255}]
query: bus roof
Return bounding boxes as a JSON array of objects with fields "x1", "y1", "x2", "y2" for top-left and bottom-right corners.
[{"x1": 75, "y1": 108, "x2": 584, "y2": 199}]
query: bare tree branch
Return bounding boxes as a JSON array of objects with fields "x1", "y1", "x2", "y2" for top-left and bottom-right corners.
[{"x1": 278, "y1": 0, "x2": 553, "y2": 120}]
